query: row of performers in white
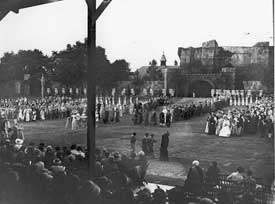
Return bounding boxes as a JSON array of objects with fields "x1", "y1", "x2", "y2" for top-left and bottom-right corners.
[{"x1": 229, "y1": 96, "x2": 257, "y2": 106}]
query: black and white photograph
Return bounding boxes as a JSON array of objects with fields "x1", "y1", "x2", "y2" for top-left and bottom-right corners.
[{"x1": 0, "y1": 0, "x2": 274, "y2": 203}]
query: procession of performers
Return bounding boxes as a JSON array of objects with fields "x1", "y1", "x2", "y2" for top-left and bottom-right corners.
[
  {"x1": 0, "y1": 97, "x2": 87, "y2": 122},
  {"x1": 169, "y1": 98, "x2": 228, "y2": 122},
  {"x1": 131, "y1": 105, "x2": 172, "y2": 127},
  {"x1": 205, "y1": 96, "x2": 274, "y2": 138}
]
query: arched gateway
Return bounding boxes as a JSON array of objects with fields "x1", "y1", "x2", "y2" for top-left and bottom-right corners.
[{"x1": 188, "y1": 79, "x2": 215, "y2": 97}]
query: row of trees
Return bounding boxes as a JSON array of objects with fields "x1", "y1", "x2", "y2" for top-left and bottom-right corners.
[{"x1": 0, "y1": 39, "x2": 131, "y2": 92}]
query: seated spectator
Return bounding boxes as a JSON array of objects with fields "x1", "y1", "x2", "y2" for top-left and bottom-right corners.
[
  {"x1": 78, "y1": 180, "x2": 101, "y2": 204},
  {"x1": 227, "y1": 166, "x2": 244, "y2": 183},
  {"x1": 199, "y1": 197, "x2": 214, "y2": 204},
  {"x1": 50, "y1": 158, "x2": 66, "y2": 174},
  {"x1": 152, "y1": 185, "x2": 167, "y2": 204},
  {"x1": 14, "y1": 138, "x2": 24, "y2": 151},
  {"x1": 70, "y1": 144, "x2": 78, "y2": 155},
  {"x1": 243, "y1": 169, "x2": 256, "y2": 190},
  {"x1": 206, "y1": 161, "x2": 220, "y2": 185},
  {"x1": 76, "y1": 146, "x2": 85, "y2": 158}
]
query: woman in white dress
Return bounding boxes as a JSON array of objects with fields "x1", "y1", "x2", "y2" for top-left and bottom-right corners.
[
  {"x1": 25, "y1": 107, "x2": 31, "y2": 122},
  {"x1": 71, "y1": 114, "x2": 78, "y2": 130},
  {"x1": 40, "y1": 108, "x2": 45, "y2": 120},
  {"x1": 205, "y1": 114, "x2": 210, "y2": 134},
  {"x1": 219, "y1": 116, "x2": 231, "y2": 137},
  {"x1": 18, "y1": 108, "x2": 24, "y2": 121}
]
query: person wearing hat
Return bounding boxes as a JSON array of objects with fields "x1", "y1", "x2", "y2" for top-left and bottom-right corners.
[
  {"x1": 50, "y1": 158, "x2": 66, "y2": 174},
  {"x1": 14, "y1": 138, "x2": 24, "y2": 151},
  {"x1": 185, "y1": 160, "x2": 204, "y2": 196}
]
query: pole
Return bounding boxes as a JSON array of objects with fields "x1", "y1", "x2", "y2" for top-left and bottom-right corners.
[
  {"x1": 87, "y1": 0, "x2": 96, "y2": 179},
  {"x1": 41, "y1": 74, "x2": 45, "y2": 98}
]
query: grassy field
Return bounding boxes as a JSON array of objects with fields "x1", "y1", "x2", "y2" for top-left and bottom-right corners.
[{"x1": 22, "y1": 109, "x2": 274, "y2": 186}]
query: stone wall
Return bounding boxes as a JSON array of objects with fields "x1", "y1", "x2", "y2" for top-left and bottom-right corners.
[
  {"x1": 222, "y1": 46, "x2": 271, "y2": 67},
  {"x1": 178, "y1": 40, "x2": 273, "y2": 72}
]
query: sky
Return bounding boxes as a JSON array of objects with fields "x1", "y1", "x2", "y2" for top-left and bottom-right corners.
[{"x1": 0, "y1": 0, "x2": 273, "y2": 70}]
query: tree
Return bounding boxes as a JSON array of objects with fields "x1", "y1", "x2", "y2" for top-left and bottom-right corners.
[
  {"x1": 0, "y1": 49, "x2": 50, "y2": 82},
  {"x1": 151, "y1": 59, "x2": 157, "y2": 66},
  {"x1": 144, "y1": 65, "x2": 163, "y2": 81},
  {"x1": 169, "y1": 69, "x2": 186, "y2": 96},
  {"x1": 110, "y1": 59, "x2": 130, "y2": 82},
  {"x1": 51, "y1": 41, "x2": 87, "y2": 87}
]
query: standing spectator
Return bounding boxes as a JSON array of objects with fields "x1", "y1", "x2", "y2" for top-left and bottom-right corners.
[
  {"x1": 266, "y1": 118, "x2": 273, "y2": 139},
  {"x1": 141, "y1": 133, "x2": 149, "y2": 155},
  {"x1": 147, "y1": 134, "x2": 157, "y2": 158},
  {"x1": 159, "y1": 111, "x2": 165, "y2": 127},
  {"x1": 130, "y1": 132, "x2": 137, "y2": 153},
  {"x1": 166, "y1": 110, "x2": 172, "y2": 127},
  {"x1": 185, "y1": 160, "x2": 204, "y2": 195},
  {"x1": 160, "y1": 131, "x2": 169, "y2": 161},
  {"x1": 259, "y1": 115, "x2": 267, "y2": 138},
  {"x1": 150, "y1": 110, "x2": 157, "y2": 125}
]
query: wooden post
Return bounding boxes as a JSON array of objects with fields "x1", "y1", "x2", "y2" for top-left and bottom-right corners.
[
  {"x1": 41, "y1": 74, "x2": 45, "y2": 98},
  {"x1": 87, "y1": 0, "x2": 96, "y2": 179}
]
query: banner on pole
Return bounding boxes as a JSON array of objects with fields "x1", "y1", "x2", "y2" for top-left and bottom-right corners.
[
  {"x1": 162, "y1": 89, "x2": 166, "y2": 96},
  {"x1": 112, "y1": 88, "x2": 116, "y2": 96}
]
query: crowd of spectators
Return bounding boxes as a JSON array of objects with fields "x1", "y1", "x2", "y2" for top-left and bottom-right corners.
[
  {"x1": 0, "y1": 134, "x2": 273, "y2": 204},
  {"x1": 0, "y1": 136, "x2": 153, "y2": 204}
]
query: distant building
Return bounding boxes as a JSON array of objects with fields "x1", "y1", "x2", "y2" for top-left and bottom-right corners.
[
  {"x1": 178, "y1": 40, "x2": 273, "y2": 72},
  {"x1": 137, "y1": 52, "x2": 179, "y2": 78},
  {"x1": 136, "y1": 40, "x2": 273, "y2": 97}
]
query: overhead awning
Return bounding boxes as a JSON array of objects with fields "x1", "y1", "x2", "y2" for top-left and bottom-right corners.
[{"x1": 0, "y1": 0, "x2": 64, "y2": 21}]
